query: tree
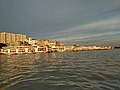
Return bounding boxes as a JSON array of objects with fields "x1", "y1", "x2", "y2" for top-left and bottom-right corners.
[{"x1": 0, "y1": 43, "x2": 7, "y2": 48}]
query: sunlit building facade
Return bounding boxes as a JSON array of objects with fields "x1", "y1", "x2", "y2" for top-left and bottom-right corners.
[
  {"x1": 0, "y1": 32, "x2": 6, "y2": 44},
  {"x1": 38, "y1": 40, "x2": 64, "y2": 47},
  {"x1": 0, "y1": 32, "x2": 26, "y2": 45}
]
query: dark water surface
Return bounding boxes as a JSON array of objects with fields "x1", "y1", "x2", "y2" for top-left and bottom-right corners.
[{"x1": 0, "y1": 49, "x2": 120, "y2": 90}]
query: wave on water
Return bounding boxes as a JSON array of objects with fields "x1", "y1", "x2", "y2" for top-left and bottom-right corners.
[{"x1": 0, "y1": 50, "x2": 120, "y2": 90}]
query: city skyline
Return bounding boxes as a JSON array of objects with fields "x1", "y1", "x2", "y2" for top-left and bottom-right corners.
[
  {"x1": 0, "y1": 32, "x2": 26, "y2": 45},
  {"x1": 0, "y1": 0, "x2": 120, "y2": 41}
]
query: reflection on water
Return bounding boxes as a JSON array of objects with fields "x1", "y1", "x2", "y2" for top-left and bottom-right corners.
[{"x1": 0, "y1": 49, "x2": 120, "y2": 90}]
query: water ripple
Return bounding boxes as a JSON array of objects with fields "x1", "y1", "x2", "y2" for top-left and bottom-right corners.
[{"x1": 0, "y1": 50, "x2": 120, "y2": 90}]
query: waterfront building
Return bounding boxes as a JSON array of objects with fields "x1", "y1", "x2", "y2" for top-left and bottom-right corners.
[
  {"x1": 31, "y1": 39, "x2": 38, "y2": 45},
  {"x1": 28, "y1": 38, "x2": 38, "y2": 46},
  {"x1": 64, "y1": 46, "x2": 75, "y2": 51},
  {"x1": 0, "y1": 32, "x2": 6, "y2": 44},
  {"x1": 48, "y1": 41, "x2": 57, "y2": 47},
  {"x1": 6, "y1": 33, "x2": 11, "y2": 44},
  {"x1": 11, "y1": 33, "x2": 16, "y2": 44},
  {"x1": 28, "y1": 37, "x2": 32, "y2": 45},
  {"x1": 0, "y1": 32, "x2": 26, "y2": 46},
  {"x1": 15, "y1": 34, "x2": 24, "y2": 42},
  {"x1": 38, "y1": 40, "x2": 64, "y2": 47},
  {"x1": 56, "y1": 41, "x2": 64, "y2": 46},
  {"x1": 51, "y1": 46, "x2": 65, "y2": 52},
  {"x1": 38, "y1": 40, "x2": 49, "y2": 46}
]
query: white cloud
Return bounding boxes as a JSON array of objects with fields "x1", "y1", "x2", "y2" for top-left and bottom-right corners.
[
  {"x1": 46, "y1": 16, "x2": 120, "y2": 41},
  {"x1": 58, "y1": 16, "x2": 120, "y2": 33},
  {"x1": 53, "y1": 31, "x2": 120, "y2": 41},
  {"x1": 76, "y1": 31, "x2": 120, "y2": 39}
]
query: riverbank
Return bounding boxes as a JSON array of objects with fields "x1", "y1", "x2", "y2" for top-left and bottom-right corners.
[{"x1": 0, "y1": 45, "x2": 114, "y2": 55}]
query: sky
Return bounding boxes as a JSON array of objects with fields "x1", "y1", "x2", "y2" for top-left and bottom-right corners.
[{"x1": 0, "y1": 0, "x2": 120, "y2": 42}]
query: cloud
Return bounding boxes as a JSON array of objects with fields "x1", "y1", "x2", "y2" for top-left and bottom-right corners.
[
  {"x1": 45, "y1": 16, "x2": 120, "y2": 41},
  {"x1": 57, "y1": 16, "x2": 120, "y2": 33},
  {"x1": 54, "y1": 31, "x2": 120, "y2": 41},
  {"x1": 48, "y1": 17, "x2": 120, "y2": 38},
  {"x1": 1, "y1": 0, "x2": 120, "y2": 41},
  {"x1": 75, "y1": 31, "x2": 120, "y2": 39}
]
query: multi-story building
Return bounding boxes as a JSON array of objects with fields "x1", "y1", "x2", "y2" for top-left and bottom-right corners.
[
  {"x1": 6, "y1": 33, "x2": 11, "y2": 44},
  {"x1": 15, "y1": 34, "x2": 22, "y2": 42},
  {"x1": 11, "y1": 33, "x2": 16, "y2": 43},
  {"x1": 31, "y1": 39, "x2": 38, "y2": 46},
  {"x1": 0, "y1": 32, "x2": 6, "y2": 44},
  {"x1": 28, "y1": 37, "x2": 32, "y2": 45},
  {"x1": 0, "y1": 32, "x2": 26, "y2": 46},
  {"x1": 38, "y1": 40, "x2": 49, "y2": 46},
  {"x1": 38, "y1": 40, "x2": 64, "y2": 47},
  {"x1": 22, "y1": 35, "x2": 26, "y2": 42}
]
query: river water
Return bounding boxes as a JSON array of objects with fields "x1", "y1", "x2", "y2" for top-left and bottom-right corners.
[{"x1": 0, "y1": 49, "x2": 120, "y2": 90}]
